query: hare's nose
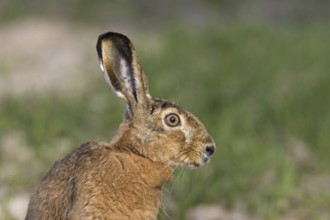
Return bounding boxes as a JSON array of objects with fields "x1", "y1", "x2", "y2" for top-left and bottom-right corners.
[{"x1": 205, "y1": 145, "x2": 215, "y2": 156}]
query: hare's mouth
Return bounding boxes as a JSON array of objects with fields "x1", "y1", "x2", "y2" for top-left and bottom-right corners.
[
  {"x1": 173, "y1": 145, "x2": 215, "y2": 168},
  {"x1": 197, "y1": 155, "x2": 211, "y2": 167},
  {"x1": 192, "y1": 145, "x2": 215, "y2": 168},
  {"x1": 189, "y1": 162, "x2": 202, "y2": 168},
  {"x1": 186, "y1": 155, "x2": 211, "y2": 169},
  {"x1": 172, "y1": 159, "x2": 205, "y2": 169}
]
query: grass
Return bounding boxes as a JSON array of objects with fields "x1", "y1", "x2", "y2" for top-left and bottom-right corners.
[{"x1": 0, "y1": 24, "x2": 330, "y2": 219}]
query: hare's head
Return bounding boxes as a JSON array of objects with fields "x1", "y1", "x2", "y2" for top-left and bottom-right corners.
[{"x1": 97, "y1": 32, "x2": 215, "y2": 168}]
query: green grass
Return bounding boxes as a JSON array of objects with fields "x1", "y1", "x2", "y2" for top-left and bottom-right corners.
[{"x1": 1, "y1": 24, "x2": 330, "y2": 219}]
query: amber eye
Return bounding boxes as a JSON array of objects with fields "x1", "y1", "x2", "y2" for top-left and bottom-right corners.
[{"x1": 164, "y1": 113, "x2": 181, "y2": 127}]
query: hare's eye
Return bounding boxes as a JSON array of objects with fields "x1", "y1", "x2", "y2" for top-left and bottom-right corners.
[{"x1": 164, "y1": 113, "x2": 180, "y2": 127}]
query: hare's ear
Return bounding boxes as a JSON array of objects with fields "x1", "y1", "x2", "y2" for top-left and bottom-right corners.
[{"x1": 96, "y1": 32, "x2": 151, "y2": 114}]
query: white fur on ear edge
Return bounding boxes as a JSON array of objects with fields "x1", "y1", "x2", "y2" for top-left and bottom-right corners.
[{"x1": 99, "y1": 60, "x2": 126, "y2": 100}]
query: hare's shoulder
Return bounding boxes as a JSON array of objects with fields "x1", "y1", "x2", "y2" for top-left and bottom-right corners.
[{"x1": 41, "y1": 141, "x2": 172, "y2": 191}]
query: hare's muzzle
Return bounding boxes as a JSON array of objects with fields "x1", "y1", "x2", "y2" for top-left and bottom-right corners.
[
  {"x1": 205, "y1": 145, "x2": 215, "y2": 156},
  {"x1": 202, "y1": 145, "x2": 216, "y2": 164}
]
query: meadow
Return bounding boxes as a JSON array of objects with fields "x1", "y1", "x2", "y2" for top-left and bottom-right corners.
[{"x1": 0, "y1": 21, "x2": 330, "y2": 219}]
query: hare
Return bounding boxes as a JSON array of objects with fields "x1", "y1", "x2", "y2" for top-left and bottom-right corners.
[{"x1": 25, "y1": 32, "x2": 216, "y2": 220}]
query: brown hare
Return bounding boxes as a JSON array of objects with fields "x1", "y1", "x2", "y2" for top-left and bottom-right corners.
[{"x1": 25, "y1": 32, "x2": 216, "y2": 220}]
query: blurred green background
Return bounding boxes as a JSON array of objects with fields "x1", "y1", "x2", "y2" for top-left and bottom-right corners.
[{"x1": 0, "y1": 1, "x2": 330, "y2": 219}]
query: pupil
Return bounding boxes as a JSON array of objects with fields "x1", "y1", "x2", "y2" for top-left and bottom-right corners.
[{"x1": 170, "y1": 116, "x2": 176, "y2": 123}]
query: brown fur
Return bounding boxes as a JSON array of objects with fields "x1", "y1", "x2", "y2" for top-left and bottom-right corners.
[
  {"x1": 25, "y1": 32, "x2": 215, "y2": 220},
  {"x1": 27, "y1": 141, "x2": 172, "y2": 219}
]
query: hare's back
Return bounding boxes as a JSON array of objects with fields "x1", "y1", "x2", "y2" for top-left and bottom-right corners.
[
  {"x1": 26, "y1": 141, "x2": 172, "y2": 219},
  {"x1": 26, "y1": 141, "x2": 114, "y2": 219}
]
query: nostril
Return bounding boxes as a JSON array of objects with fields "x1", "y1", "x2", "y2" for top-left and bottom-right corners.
[{"x1": 205, "y1": 146, "x2": 215, "y2": 156}]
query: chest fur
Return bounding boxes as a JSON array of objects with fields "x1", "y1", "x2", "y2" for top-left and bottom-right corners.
[{"x1": 70, "y1": 151, "x2": 173, "y2": 219}]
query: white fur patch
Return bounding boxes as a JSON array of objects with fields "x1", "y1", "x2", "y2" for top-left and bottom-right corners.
[
  {"x1": 100, "y1": 60, "x2": 126, "y2": 100},
  {"x1": 100, "y1": 61, "x2": 110, "y2": 86},
  {"x1": 99, "y1": 60, "x2": 105, "y2": 72},
  {"x1": 120, "y1": 58, "x2": 134, "y2": 93}
]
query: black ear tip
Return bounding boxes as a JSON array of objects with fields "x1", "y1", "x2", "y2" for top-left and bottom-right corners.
[
  {"x1": 96, "y1": 35, "x2": 103, "y2": 58},
  {"x1": 98, "y1": 32, "x2": 131, "y2": 44},
  {"x1": 96, "y1": 32, "x2": 132, "y2": 58}
]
